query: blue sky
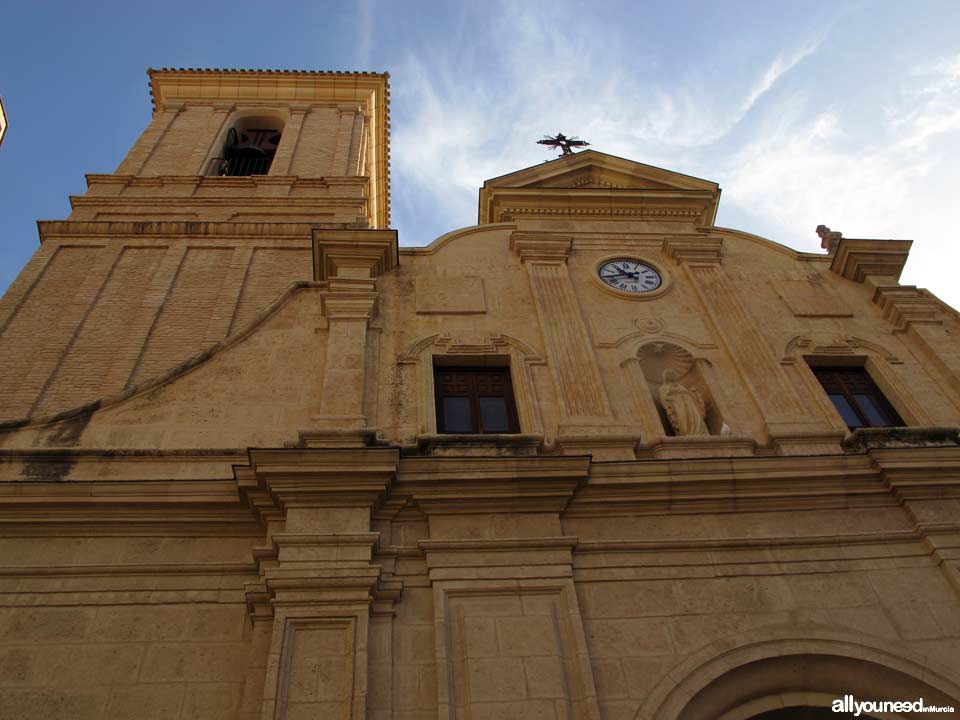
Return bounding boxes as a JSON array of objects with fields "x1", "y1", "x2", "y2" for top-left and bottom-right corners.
[{"x1": 2, "y1": 1, "x2": 959, "y2": 307}]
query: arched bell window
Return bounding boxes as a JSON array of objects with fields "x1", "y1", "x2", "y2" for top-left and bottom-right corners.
[{"x1": 208, "y1": 116, "x2": 283, "y2": 176}]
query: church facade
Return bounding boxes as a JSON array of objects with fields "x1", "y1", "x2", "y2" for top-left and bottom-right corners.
[{"x1": 1, "y1": 68, "x2": 959, "y2": 719}]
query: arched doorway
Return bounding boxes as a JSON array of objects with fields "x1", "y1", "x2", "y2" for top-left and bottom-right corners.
[
  {"x1": 749, "y1": 708, "x2": 876, "y2": 720},
  {"x1": 638, "y1": 633, "x2": 960, "y2": 720}
]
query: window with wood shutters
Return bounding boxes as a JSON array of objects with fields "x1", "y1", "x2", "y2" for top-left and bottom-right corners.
[
  {"x1": 811, "y1": 366, "x2": 904, "y2": 429},
  {"x1": 434, "y1": 367, "x2": 520, "y2": 434}
]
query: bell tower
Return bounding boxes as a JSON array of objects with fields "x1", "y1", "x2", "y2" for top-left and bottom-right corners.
[
  {"x1": 71, "y1": 68, "x2": 390, "y2": 228},
  {"x1": 0, "y1": 68, "x2": 392, "y2": 422}
]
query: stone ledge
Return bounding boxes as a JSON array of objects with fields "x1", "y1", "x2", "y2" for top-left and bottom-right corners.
[
  {"x1": 843, "y1": 426, "x2": 960, "y2": 452},
  {"x1": 408, "y1": 433, "x2": 544, "y2": 457}
]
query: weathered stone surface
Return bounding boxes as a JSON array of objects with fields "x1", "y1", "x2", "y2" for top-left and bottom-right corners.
[{"x1": 1, "y1": 66, "x2": 960, "y2": 720}]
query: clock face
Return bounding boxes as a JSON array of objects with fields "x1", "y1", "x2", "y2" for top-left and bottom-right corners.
[{"x1": 598, "y1": 259, "x2": 662, "y2": 294}]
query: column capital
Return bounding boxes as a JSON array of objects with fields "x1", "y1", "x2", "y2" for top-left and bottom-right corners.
[
  {"x1": 662, "y1": 234, "x2": 723, "y2": 266},
  {"x1": 509, "y1": 231, "x2": 573, "y2": 263},
  {"x1": 313, "y1": 228, "x2": 398, "y2": 280},
  {"x1": 323, "y1": 292, "x2": 378, "y2": 320}
]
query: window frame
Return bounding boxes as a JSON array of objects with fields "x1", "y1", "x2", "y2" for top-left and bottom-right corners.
[
  {"x1": 811, "y1": 365, "x2": 905, "y2": 430},
  {"x1": 433, "y1": 365, "x2": 521, "y2": 435}
]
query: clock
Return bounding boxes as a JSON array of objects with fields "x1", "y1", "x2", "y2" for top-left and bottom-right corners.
[{"x1": 598, "y1": 258, "x2": 662, "y2": 294}]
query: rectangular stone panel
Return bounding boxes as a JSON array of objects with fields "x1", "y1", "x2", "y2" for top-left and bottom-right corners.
[
  {"x1": 272, "y1": 618, "x2": 355, "y2": 720},
  {"x1": 415, "y1": 275, "x2": 486, "y2": 314},
  {"x1": 435, "y1": 585, "x2": 600, "y2": 720},
  {"x1": 772, "y1": 279, "x2": 852, "y2": 318}
]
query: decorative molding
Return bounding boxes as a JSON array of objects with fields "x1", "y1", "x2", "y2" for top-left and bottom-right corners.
[
  {"x1": 781, "y1": 334, "x2": 903, "y2": 365},
  {"x1": 843, "y1": 426, "x2": 960, "y2": 452},
  {"x1": 662, "y1": 234, "x2": 723, "y2": 266},
  {"x1": 509, "y1": 232, "x2": 573, "y2": 263},
  {"x1": 312, "y1": 228, "x2": 399, "y2": 281},
  {"x1": 398, "y1": 332, "x2": 544, "y2": 364},
  {"x1": 636, "y1": 341, "x2": 695, "y2": 384},
  {"x1": 830, "y1": 237, "x2": 912, "y2": 283},
  {"x1": 497, "y1": 205, "x2": 704, "y2": 222},
  {"x1": 873, "y1": 285, "x2": 943, "y2": 332},
  {"x1": 396, "y1": 332, "x2": 546, "y2": 441}
]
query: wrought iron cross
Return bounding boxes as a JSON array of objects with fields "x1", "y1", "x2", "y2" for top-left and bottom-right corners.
[{"x1": 537, "y1": 133, "x2": 590, "y2": 156}]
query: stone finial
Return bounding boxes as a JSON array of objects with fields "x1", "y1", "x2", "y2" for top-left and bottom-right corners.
[{"x1": 816, "y1": 224, "x2": 843, "y2": 253}]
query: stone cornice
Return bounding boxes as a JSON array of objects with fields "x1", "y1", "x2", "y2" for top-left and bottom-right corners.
[
  {"x1": 830, "y1": 237, "x2": 912, "y2": 284},
  {"x1": 482, "y1": 188, "x2": 717, "y2": 225},
  {"x1": 509, "y1": 232, "x2": 573, "y2": 263},
  {"x1": 238, "y1": 447, "x2": 400, "y2": 517},
  {"x1": 873, "y1": 285, "x2": 943, "y2": 331},
  {"x1": 38, "y1": 219, "x2": 316, "y2": 243},
  {"x1": 312, "y1": 228, "x2": 399, "y2": 280},
  {"x1": 396, "y1": 455, "x2": 591, "y2": 514},
  {"x1": 662, "y1": 234, "x2": 724, "y2": 265}
]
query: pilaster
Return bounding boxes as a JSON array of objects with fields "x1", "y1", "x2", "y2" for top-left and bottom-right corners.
[
  {"x1": 309, "y1": 229, "x2": 399, "y2": 443},
  {"x1": 188, "y1": 102, "x2": 235, "y2": 175},
  {"x1": 397, "y1": 455, "x2": 601, "y2": 720},
  {"x1": 664, "y1": 234, "x2": 836, "y2": 453},
  {"x1": 18, "y1": 244, "x2": 124, "y2": 415},
  {"x1": 104, "y1": 241, "x2": 188, "y2": 392},
  {"x1": 872, "y1": 444, "x2": 960, "y2": 595},
  {"x1": 237, "y1": 447, "x2": 400, "y2": 720},
  {"x1": 511, "y1": 231, "x2": 634, "y2": 459},
  {"x1": 204, "y1": 245, "x2": 253, "y2": 343},
  {"x1": 269, "y1": 105, "x2": 311, "y2": 176},
  {"x1": 115, "y1": 101, "x2": 184, "y2": 176}
]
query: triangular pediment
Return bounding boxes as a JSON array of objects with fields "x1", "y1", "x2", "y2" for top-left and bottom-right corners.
[
  {"x1": 478, "y1": 150, "x2": 721, "y2": 226},
  {"x1": 483, "y1": 150, "x2": 718, "y2": 192}
]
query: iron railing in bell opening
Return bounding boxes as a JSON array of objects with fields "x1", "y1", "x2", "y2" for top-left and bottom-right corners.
[{"x1": 207, "y1": 156, "x2": 273, "y2": 177}]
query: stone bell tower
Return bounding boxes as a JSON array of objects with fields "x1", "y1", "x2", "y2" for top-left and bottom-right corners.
[
  {"x1": 72, "y1": 68, "x2": 390, "y2": 227},
  {"x1": 0, "y1": 69, "x2": 392, "y2": 422}
]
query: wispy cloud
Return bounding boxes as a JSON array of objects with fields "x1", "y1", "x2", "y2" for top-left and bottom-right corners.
[
  {"x1": 390, "y1": 1, "x2": 830, "y2": 246},
  {"x1": 716, "y1": 51, "x2": 960, "y2": 305}
]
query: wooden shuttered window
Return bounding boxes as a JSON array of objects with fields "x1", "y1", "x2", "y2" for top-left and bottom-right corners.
[
  {"x1": 812, "y1": 366, "x2": 904, "y2": 430},
  {"x1": 434, "y1": 367, "x2": 520, "y2": 434}
]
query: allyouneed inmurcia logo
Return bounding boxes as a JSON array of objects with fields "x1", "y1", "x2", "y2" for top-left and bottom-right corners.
[{"x1": 832, "y1": 695, "x2": 956, "y2": 715}]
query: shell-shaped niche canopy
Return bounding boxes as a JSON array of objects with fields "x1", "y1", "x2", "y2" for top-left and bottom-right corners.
[{"x1": 637, "y1": 341, "x2": 695, "y2": 385}]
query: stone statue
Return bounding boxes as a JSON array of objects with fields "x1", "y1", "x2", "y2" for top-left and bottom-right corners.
[{"x1": 659, "y1": 370, "x2": 709, "y2": 436}]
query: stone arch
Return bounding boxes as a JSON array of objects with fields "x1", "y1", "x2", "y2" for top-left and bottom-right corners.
[
  {"x1": 395, "y1": 332, "x2": 546, "y2": 443},
  {"x1": 203, "y1": 107, "x2": 288, "y2": 176},
  {"x1": 636, "y1": 629, "x2": 960, "y2": 720}
]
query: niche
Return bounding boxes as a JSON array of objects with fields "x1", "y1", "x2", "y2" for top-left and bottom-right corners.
[{"x1": 637, "y1": 341, "x2": 726, "y2": 437}]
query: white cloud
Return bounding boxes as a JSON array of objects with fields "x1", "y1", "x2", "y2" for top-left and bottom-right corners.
[
  {"x1": 717, "y1": 52, "x2": 960, "y2": 308},
  {"x1": 390, "y1": 1, "x2": 827, "y2": 246}
]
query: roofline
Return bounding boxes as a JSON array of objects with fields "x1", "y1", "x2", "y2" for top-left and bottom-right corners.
[{"x1": 481, "y1": 149, "x2": 718, "y2": 190}]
